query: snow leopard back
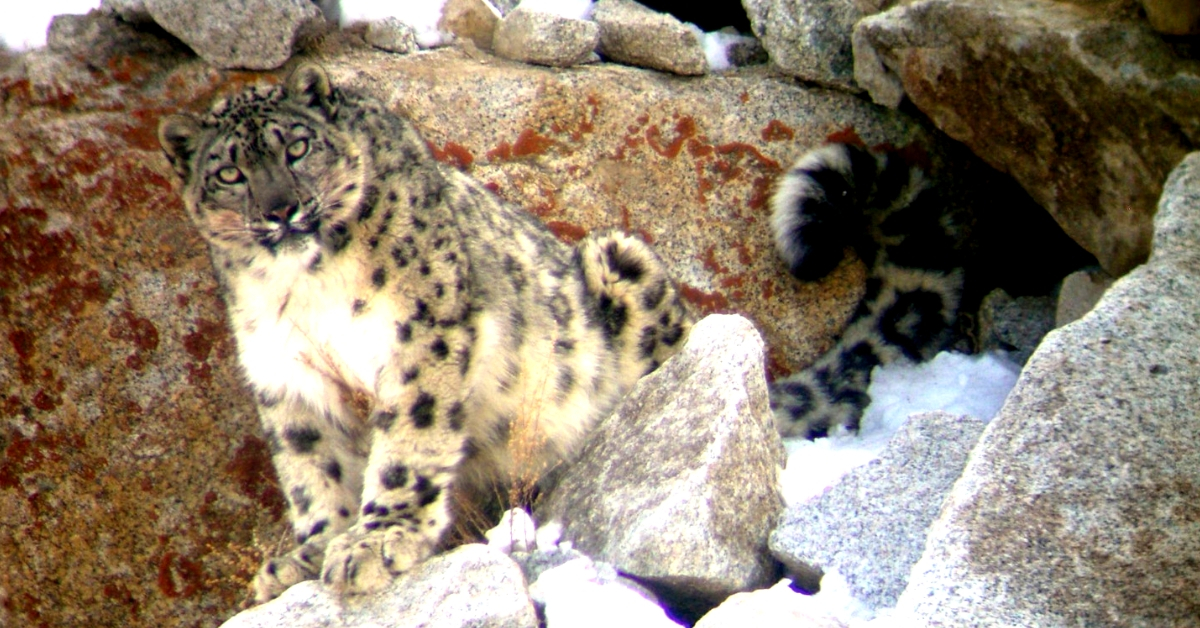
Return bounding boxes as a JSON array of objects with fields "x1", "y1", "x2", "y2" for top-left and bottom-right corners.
[{"x1": 770, "y1": 143, "x2": 969, "y2": 438}]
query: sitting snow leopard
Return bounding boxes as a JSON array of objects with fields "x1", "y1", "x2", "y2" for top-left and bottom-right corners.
[
  {"x1": 157, "y1": 63, "x2": 691, "y2": 602},
  {"x1": 769, "y1": 142, "x2": 970, "y2": 439}
]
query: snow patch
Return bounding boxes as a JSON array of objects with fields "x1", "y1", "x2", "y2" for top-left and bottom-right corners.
[
  {"x1": 338, "y1": 0, "x2": 452, "y2": 48},
  {"x1": 2, "y1": 1, "x2": 100, "y2": 50},
  {"x1": 529, "y1": 558, "x2": 683, "y2": 628}
]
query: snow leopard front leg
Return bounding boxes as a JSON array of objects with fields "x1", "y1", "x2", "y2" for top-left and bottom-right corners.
[
  {"x1": 253, "y1": 398, "x2": 367, "y2": 602},
  {"x1": 320, "y1": 322, "x2": 474, "y2": 595}
]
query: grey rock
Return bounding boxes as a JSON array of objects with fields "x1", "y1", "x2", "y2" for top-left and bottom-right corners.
[
  {"x1": 147, "y1": 0, "x2": 326, "y2": 70},
  {"x1": 364, "y1": 18, "x2": 420, "y2": 54},
  {"x1": 492, "y1": 7, "x2": 600, "y2": 67},
  {"x1": 894, "y1": 152, "x2": 1200, "y2": 627},
  {"x1": 743, "y1": 0, "x2": 864, "y2": 90},
  {"x1": 219, "y1": 544, "x2": 536, "y2": 628},
  {"x1": 978, "y1": 289, "x2": 1057, "y2": 366},
  {"x1": 853, "y1": 0, "x2": 1200, "y2": 275},
  {"x1": 99, "y1": 0, "x2": 153, "y2": 22},
  {"x1": 1055, "y1": 267, "x2": 1115, "y2": 327},
  {"x1": 47, "y1": 11, "x2": 181, "y2": 58},
  {"x1": 538, "y1": 314, "x2": 785, "y2": 606},
  {"x1": 770, "y1": 412, "x2": 987, "y2": 612},
  {"x1": 593, "y1": 0, "x2": 707, "y2": 75}
]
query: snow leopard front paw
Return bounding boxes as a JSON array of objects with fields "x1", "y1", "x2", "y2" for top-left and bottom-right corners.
[
  {"x1": 320, "y1": 526, "x2": 432, "y2": 595},
  {"x1": 253, "y1": 542, "x2": 323, "y2": 603}
]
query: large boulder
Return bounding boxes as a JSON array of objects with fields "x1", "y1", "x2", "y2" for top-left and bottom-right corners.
[
  {"x1": 894, "y1": 152, "x2": 1200, "y2": 625},
  {"x1": 854, "y1": 0, "x2": 1200, "y2": 276},
  {"x1": 537, "y1": 315, "x2": 786, "y2": 611}
]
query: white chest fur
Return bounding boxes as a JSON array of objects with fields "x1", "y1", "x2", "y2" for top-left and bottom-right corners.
[{"x1": 228, "y1": 246, "x2": 397, "y2": 418}]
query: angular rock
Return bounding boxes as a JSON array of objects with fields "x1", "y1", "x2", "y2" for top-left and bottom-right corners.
[
  {"x1": 0, "y1": 43, "x2": 942, "y2": 626},
  {"x1": 743, "y1": 0, "x2": 864, "y2": 90},
  {"x1": 537, "y1": 314, "x2": 786, "y2": 608},
  {"x1": 770, "y1": 412, "x2": 987, "y2": 612},
  {"x1": 894, "y1": 152, "x2": 1200, "y2": 626},
  {"x1": 854, "y1": 0, "x2": 1200, "y2": 275},
  {"x1": 439, "y1": 0, "x2": 502, "y2": 50},
  {"x1": 593, "y1": 0, "x2": 707, "y2": 76},
  {"x1": 1055, "y1": 267, "x2": 1115, "y2": 327},
  {"x1": 694, "y1": 580, "x2": 848, "y2": 628},
  {"x1": 364, "y1": 18, "x2": 420, "y2": 54},
  {"x1": 147, "y1": 0, "x2": 325, "y2": 69},
  {"x1": 492, "y1": 7, "x2": 600, "y2": 67},
  {"x1": 47, "y1": 11, "x2": 183, "y2": 59},
  {"x1": 99, "y1": 0, "x2": 154, "y2": 22},
  {"x1": 219, "y1": 544, "x2": 536, "y2": 628},
  {"x1": 977, "y1": 289, "x2": 1057, "y2": 366}
]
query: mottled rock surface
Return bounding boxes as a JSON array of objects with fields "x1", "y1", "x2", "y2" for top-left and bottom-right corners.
[
  {"x1": 492, "y1": 7, "x2": 600, "y2": 67},
  {"x1": 593, "y1": 0, "x2": 708, "y2": 75},
  {"x1": 894, "y1": 152, "x2": 1200, "y2": 626},
  {"x1": 219, "y1": 544, "x2": 537, "y2": 628},
  {"x1": 364, "y1": 18, "x2": 420, "y2": 54},
  {"x1": 147, "y1": 0, "x2": 326, "y2": 70},
  {"x1": 744, "y1": 0, "x2": 864, "y2": 90},
  {"x1": 854, "y1": 0, "x2": 1200, "y2": 275},
  {"x1": 538, "y1": 315, "x2": 786, "y2": 608},
  {"x1": 978, "y1": 289, "x2": 1057, "y2": 366},
  {"x1": 0, "y1": 33, "x2": 938, "y2": 626},
  {"x1": 439, "y1": 0, "x2": 502, "y2": 50},
  {"x1": 770, "y1": 412, "x2": 987, "y2": 612},
  {"x1": 1055, "y1": 267, "x2": 1114, "y2": 326}
]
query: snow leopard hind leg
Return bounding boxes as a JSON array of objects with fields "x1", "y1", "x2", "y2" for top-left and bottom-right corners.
[{"x1": 770, "y1": 143, "x2": 966, "y2": 439}]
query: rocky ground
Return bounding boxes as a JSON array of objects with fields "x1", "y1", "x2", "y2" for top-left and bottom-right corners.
[{"x1": 2, "y1": 1, "x2": 1199, "y2": 627}]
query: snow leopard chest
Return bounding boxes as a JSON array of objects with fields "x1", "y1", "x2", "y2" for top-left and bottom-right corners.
[{"x1": 226, "y1": 247, "x2": 400, "y2": 419}]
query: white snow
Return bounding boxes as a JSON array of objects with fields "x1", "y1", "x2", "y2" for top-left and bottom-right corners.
[
  {"x1": 780, "y1": 351, "x2": 1019, "y2": 506},
  {"x1": 2, "y1": 2, "x2": 100, "y2": 50},
  {"x1": 338, "y1": 0, "x2": 452, "y2": 48},
  {"x1": 701, "y1": 29, "x2": 756, "y2": 73},
  {"x1": 515, "y1": 0, "x2": 595, "y2": 20},
  {"x1": 528, "y1": 558, "x2": 683, "y2": 628}
]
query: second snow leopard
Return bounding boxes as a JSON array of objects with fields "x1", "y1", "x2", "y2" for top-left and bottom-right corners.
[
  {"x1": 769, "y1": 142, "x2": 972, "y2": 439},
  {"x1": 158, "y1": 64, "x2": 691, "y2": 602}
]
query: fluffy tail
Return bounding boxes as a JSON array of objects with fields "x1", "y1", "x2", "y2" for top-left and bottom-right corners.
[
  {"x1": 577, "y1": 230, "x2": 692, "y2": 391},
  {"x1": 769, "y1": 143, "x2": 964, "y2": 438}
]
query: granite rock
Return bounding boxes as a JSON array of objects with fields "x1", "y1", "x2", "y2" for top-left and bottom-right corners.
[
  {"x1": 364, "y1": 18, "x2": 420, "y2": 54},
  {"x1": 492, "y1": 7, "x2": 600, "y2": 67},
  {"x1": 743, "y1": 0, "x2": 864, "y2": 90},
  {"x1": 100, "y1": 0, "x2": 154, "y2": 23},
  {"x1": 978, "y1": 289, "x2": 1057, "y2": 366},
  {"x1": 537, "y1": 314, "x2": 786, "y2": 609},
  {"x1": 147, "y1": 0, "x2": 326, "y2": 69},
  {"x1": 854, "y1": 0, "x2": 1200, "y2": 275},
  {"x1": 593, "y1": 0, "x2": 708, "y2": 76},
  {"x1": 770, "y1": 412, "x2": 987, "y2": 612},
  {"x1": 439, "y1": 0, "x2": 502, "y2": 50},
  {"x1": 1140, "y1": 0, "x2": 1200, "y2": 34},
  {"x1": 1055, "y1": 267, "x2": 1116, "y2": 327},
  {"x1": 894, "y1": 151, "x2": 1200, "y2": 626},
  {"x1": 218, "y1": 544, "x2": 537, "y2": 628}
]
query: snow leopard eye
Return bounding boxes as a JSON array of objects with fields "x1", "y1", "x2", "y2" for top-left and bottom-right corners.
[
  {"x1": 216, "y1": 166, "x2": 244, "y2": 184},
  {"x1": 286, "y1": 138, "x2": 310, "y2": 161}
]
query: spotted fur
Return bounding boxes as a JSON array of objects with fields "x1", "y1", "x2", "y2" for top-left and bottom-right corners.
[
  {"x1": 770, "y1": 143, "x2": 967, "y2": 438},
  {"x1": 158, "y1": 63, "x2": 691, "y2": 601}
]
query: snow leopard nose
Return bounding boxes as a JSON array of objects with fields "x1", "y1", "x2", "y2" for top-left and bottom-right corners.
[{"x1": 263, "y1": 202, "x2": 299, "y2": 224}]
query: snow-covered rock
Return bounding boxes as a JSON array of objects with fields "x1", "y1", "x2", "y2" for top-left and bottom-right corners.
[
  {"x1": 538, "y1": 314, "x2": 785, "y2": 609},
  {"x1": 771, "y1": 411, "x2": 987, "y2": 614},
  {"x1": 218, "y1": 544, "x2": 536, "y2": 628},
  {"x1": 894, "y1": 151, "x2": 1200, "y2": 626}
]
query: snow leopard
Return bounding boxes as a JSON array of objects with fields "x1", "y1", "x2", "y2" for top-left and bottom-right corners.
[
  {"x1": 157, "y1": 63, "x2": 690, "y2": 602},
  {"x1": 769, "y1": 142, "x2": 970, "y2": 439}
]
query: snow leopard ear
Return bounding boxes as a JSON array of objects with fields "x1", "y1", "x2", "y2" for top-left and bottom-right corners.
[
  {"x1": 286, "y1": 63, "x2": 336, "y2": 119},
  {"x1": 158, "y1": 114, "x2": 202, "y2": 177}
]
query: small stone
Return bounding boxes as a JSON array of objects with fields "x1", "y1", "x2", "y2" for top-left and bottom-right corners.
[
  {"x1": 978, "y1": 288, "x2": 1057, "y2": 365},
  {"x1": 743, "y1": 0, "x2": 863, "y2": 90},
  {"x1": 439, "y1": 0, "x2": 502, "y2": 50},
  {"x1": 364, "y1": 18, "x2": 420, "y2": 54},
  {"x1": 1055, "y1": 267, "x2": 1115, "y2": 327},
  {"x1": 147, "y1": 0, "x2": 326, "y2": 70},
  {"x1": 492, "y1": 7, "x2": 600, "y2": 67},
  {"x1": 592, "y1": 0, "x2": 707, "y2": 75}
]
